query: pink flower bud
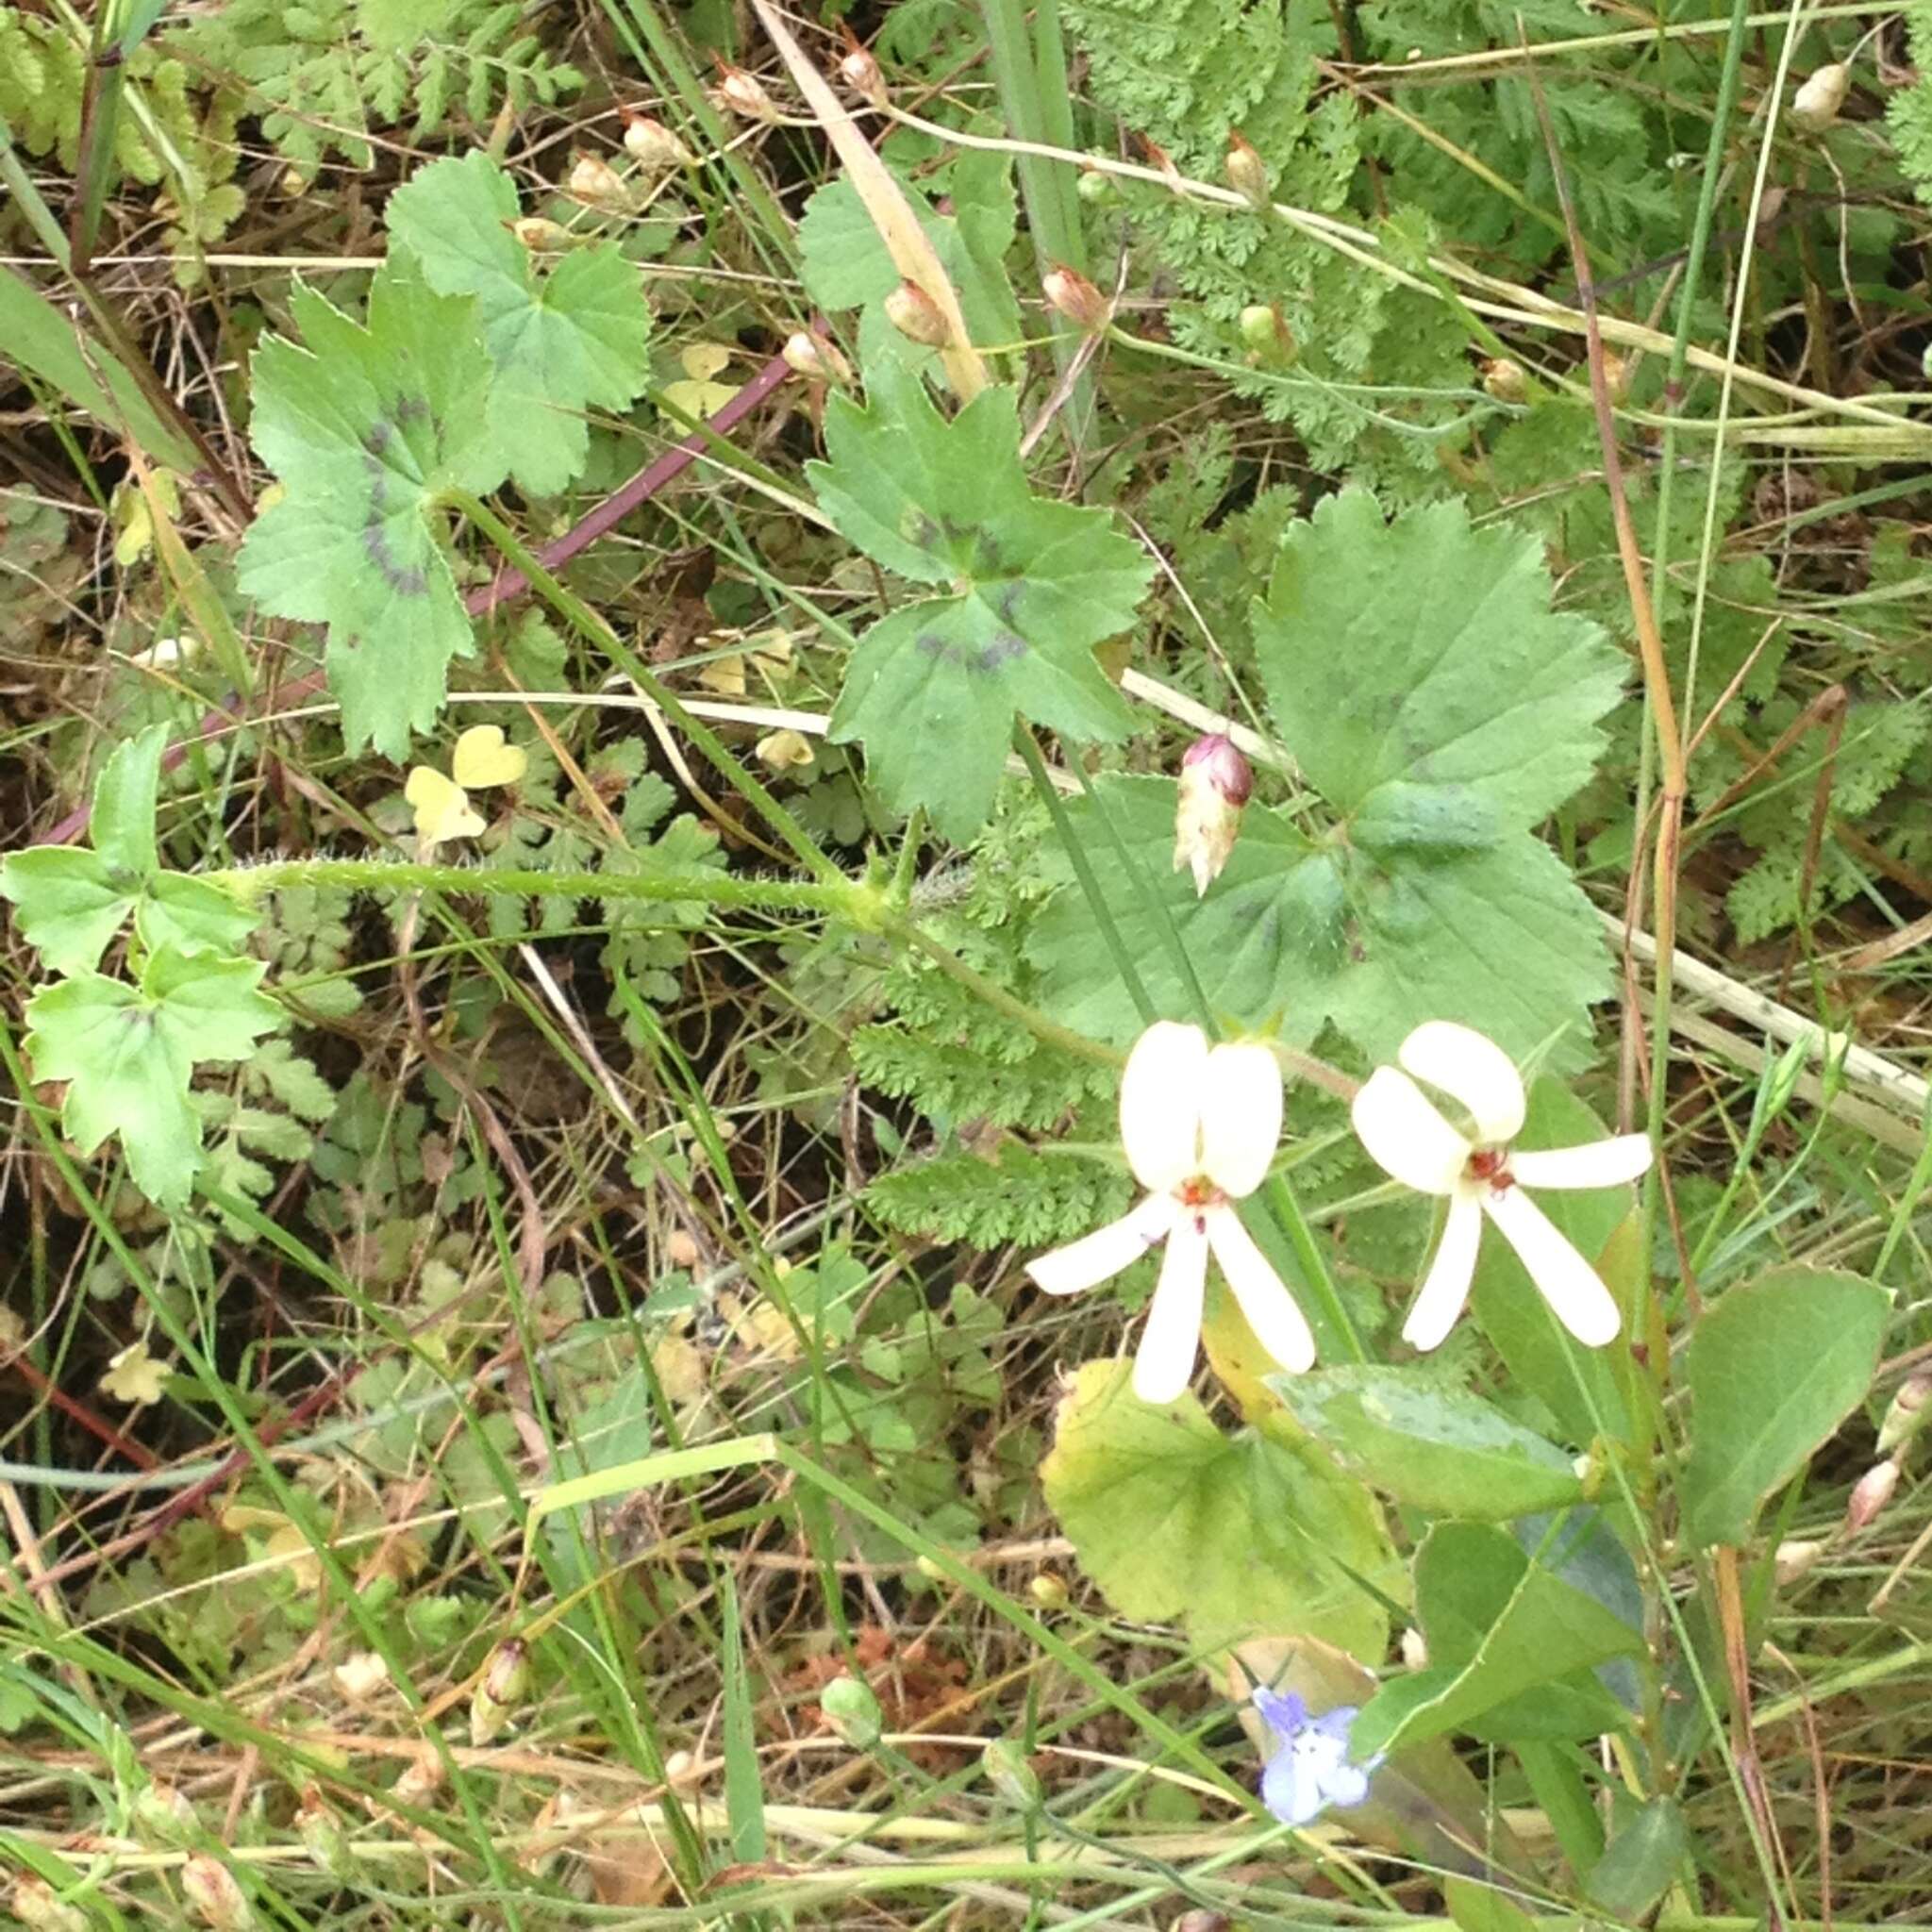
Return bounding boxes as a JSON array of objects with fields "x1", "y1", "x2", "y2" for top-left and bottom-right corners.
[
  {"x1": 1173, "y1": 733, "x2": 1254, "y2": 896},
  {"x1": 1042, "y1": 265, "x2": 1110, "y2": 332},
  {"x1": 1225, "y1": 130, "x2": 1270, "y2": 208},
  {"x1": 884, "y1": 280, "x2": 950, "y2": 347},
  {"x1": 1845, "y1": 1457, "x2": 1899, "y2": 1535},
  {"x1": 839, "y1": 40, "x2": 888, "y2": 109},
  {"x1": 181, "y1": 1856, "x2": 252, "y2": 1932}
]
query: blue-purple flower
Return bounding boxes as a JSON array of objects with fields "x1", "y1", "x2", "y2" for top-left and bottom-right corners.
[{"x1": 1254, "y1": 1688, "x2": 1382, "y2": 1827}]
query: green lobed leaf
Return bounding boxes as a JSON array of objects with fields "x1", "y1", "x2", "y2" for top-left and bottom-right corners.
[
  {"x1": 386, "y1": 152, "x2": 652, "y2": 497},
  {"x1": 810, "y1": 360, "x2": 1149, "y2": 841},
  {"x1": 798, "y1": 148, "x2": 1020, "y2": 351},
  {"x1": 0, "y1": 848, "x2": 134, "y2": 977},
  {"x1": 1353, "y1": 1517, "x2": 1642, "y2": 1759},
  {"x1": 23, "y1": 946, "x2": 284, "y2": 1208},
  {"x1": 1270, "y1": 1365, "x2": 1584, "y2": 1520},
  {"x1": 1681, "y1": 1266, "x2": 1890, "y2": 1549},
  {"x1": 1027, "y1": 774, "x2": 1606, "y2": 1062},
  {"x1": 237, "y1": 262, "x2": 508, "y2": 756},
  {"x1": 1041, "y1": 1359, "x2": 1399, "y2": 1657}
]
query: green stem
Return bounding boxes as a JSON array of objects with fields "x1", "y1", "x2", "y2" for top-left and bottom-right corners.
[
  {"x1": 1014, "y1": 727, "x2": 1155, "y2": 1025},
  {"x1": 219, "y1": 858, "x2": 880, "y2": 923},
  {"x1": 891, "y1": 919, "x2": 1119, "y2": 1066},
  {"x1": 446, "y1": 490, "x2": 846, "y2": 889}
]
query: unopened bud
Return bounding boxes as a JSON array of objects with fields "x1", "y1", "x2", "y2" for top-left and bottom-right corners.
[
  {"x1": 884, "y1": 280, "x2": 950, "y2": 348},
  {"x1": 11, "y1": 1879, "x2": 91, "y2": 1932},
  {"x1": 1399, "y1": 1626, "x2": 1428, "y2": 1669},
  {"x1": 180, "y1": 1856, "x2": 252, "y2": 1932},
  {"x1": 1774, "y1": 1539, "x2": 1824, "y2": 1587},
  {"x1": 1239, "y1": 303, "x2": 1295, "y2": 362},
  {"x1": 914, "y1": 1552, "x2": 947, "y2": 1582},
  {"x1": 1845, "y1": 1457, "x2": 1900, "y2": 1535},
  {"x1": 623, "y1": 115, "x2": 693, "y2": 170},
  {"x1": 1225, "y1": 130, "x2": 1270, "y2": 208},
  {"x1": 1601, "y1": 351, "x2": 1630, "y2": 404},
  {"x1": 510, "y1": 216, "x2": 571, "y2": 252},
  {"x1": 1481, "y1": 357, "x2": 1529, "y2": 404},
  {"x1": 294, "y1": 1789, "x2": 356, "y2": 1881},
  {"x1": 1173, "y1": 733, "x2": 1254, "y2": 897},
  {"x1": 839, "y1": 41, "x2": 888, "y2": 110},
  {"x1": 567, "y1": 153, "x2": 628, "y2": 210},
  {"x1": 1877, "y1": 1371, "x2": 1932, "y2": 1457},
  {"x1": 1042, "y1": 265, "x2": 1110, "y2": 333},
  {"x1": 471, "y1": 1639, "x2": 530, "y2": 1744},
  {"x1": 782, "y1": 328, "x2": 853, "y2": 387},
  {"x1": 663, "y1": 1748, "x2": 700, "y2": 1787},
  {"x1": 981, "y1": 1737, "x2": 1042, "y2": 1810},
  {"x1": 1076, "y1": 166, "x2": 1113, "y2": 205},
  {"x1": 1028, "y1": 1572, "x2": 1068, "y2": 1609},
  {"x1": 1790, "y1": 62, "x2": 1850, "y2": 133},
  {"x1": 132, "y1": 1781, "x2": 198, "y2": 1845},
  {"x1": 1173, "y1": 1916, "x2": 1232, "y2": 1932},
  {"x1": 714, "y1": 62, "x2": 777, "y2": 123},
  {"x1": 819, "y1": 1673, "x2": 883, "y2": 1749}
]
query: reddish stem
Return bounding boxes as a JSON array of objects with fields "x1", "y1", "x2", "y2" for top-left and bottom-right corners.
[{"x1": 40, "y1": 355, "x2": 797, "y2": 847}]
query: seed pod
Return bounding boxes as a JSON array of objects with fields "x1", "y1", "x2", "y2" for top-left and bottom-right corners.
[
  {"x1": 1042, "y1": 265, "x2": 1110, "y2": 333},
  {"x1": 884, "y1": 280, "x2": 950, "y2": 348},
  {"x1": 132, "y1": 1780, "x2": 198, "y2": 1846},
  {"x1": 567, "y1": 153, "x2": 628, "y2": 211},
  {"x1": 1774, "y1": 1539, "x2": 1824, "y2": 1587},
  {"x1": 839, "y1": 40, "x2": 888, "y2": 110},
  {"x1": 1877, "y1": 1370, "x2": 1932, "y2": 1457},
  {"x1": 510, "y1": 216, "x2": 571, "y2": 252},
  {"x1": 714, "y1": 62, "x2": 777, "y2": 123},
  {"x1": 11, "y1": 1879, "x2": 91, "y2": 1932},
  {"x1": 1481, "y1": 357, "x2": 1529, "y2": 404},
  {"x1": 982, "y1": 1738, "x2": 1042, "y2": 1810},
  {"x1": 1790, "y1": 62, "x2": 1850, "y2": 133},
  {"x1": 1173, "y1": 732, "x2": 1254, "y2": 897},
  {"x1": 1845, "y1": 1457, "x2": 1900, "y2": 1535},
  {"x1": 294, "y1": 1789, "x2": 357, "y2": 1882},
  {"x1": 180, "y1": 1856, "x2": 252, "y2": 1932},
  {"x1": 623, "y1": 114, "x2": 693, "y2": 170},
  {"x1": 819, "y1": 1674, "x2": 883, "y2": 1750},
  {"x1": 1028, "y1": 1572, "x2": 1069, "y2": 1609},
  {"x1": 1225, "y1": 130, "x2": 1270, "y2": 208},
  {"x1": 782, "y1": 329, "x2": 854, "y2": 387},
  {"x1": 1239, "y1": 303, "x2": 1295, "y2": 362}
]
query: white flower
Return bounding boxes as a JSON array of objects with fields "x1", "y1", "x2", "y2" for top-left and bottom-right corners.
[
  {"x1": 1350, "y1": 1021, "x2": 1652, "y2": 1352},
  {"x1": 1026, "y1": 1021, "x2": 1315, "y2": 1402}
]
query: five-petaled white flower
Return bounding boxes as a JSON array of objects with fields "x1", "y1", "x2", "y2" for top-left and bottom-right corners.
[
  {"x1": 1350, "y1": 1021, "x2": 1652, "y2": 1352},
  {"x1": 1027, "y1": 1020, "x2": 1316, "y2": 1404}
]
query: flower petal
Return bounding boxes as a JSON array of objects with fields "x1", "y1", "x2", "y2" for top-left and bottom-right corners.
[
  {"x1": 1481, "y1": 1185, "x2": 1622, "y2": 1346},
  {"x1": 1351, "y1": 1067, "x2": 1470, "y2": 1195},
  {"x1": 1319, "y1": 1758, "x2": 1373, "y2": 1809},
  {"x1": 1207, "y1": 1204, "x2": 1316, "y2": 1373},
  {"x1": 1195, "y1": 1040, "x2": 1282, "y2": 1197},
  {"x1": 1027, "y1": 1194, "x2": 1176, "y2": 1296},
  {"x1": 1261, "y1": 1744, "x2": 1325, "y2": 1827},
  {"x1": 1509, "y1": 1134, "x2": 1653, "y2": 1191},
  {"x1": 1253, "y1": 1688, "x2": 1307, "y2": 1740},
  {"x1": 1132, "y1": 1210, "x2": 1208, "y2": 1404},
  {"x1": 1402, "y1": 1188, "x2": 1483, "y2": 1351},
  {"x1": 1119, "y1": 1021, "x2": 1209, "y2": 1191},
  {"x1": 1398, "y1": 1020, "x2": 1525, "y2": 1146}
]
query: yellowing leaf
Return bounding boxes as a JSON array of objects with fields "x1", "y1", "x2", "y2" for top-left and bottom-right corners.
[
  {"x1": 451, "y1": 724, "x2": 527, "y2": 789},
  {"x1": 100, "y1": 1340, "x2": 169, "y2": 1406},
  {"x1": 660, "y1": 342, "x2": 741, "y2": 422},
  {"x1": 652, "y1": 1331, "x2": 708, "y2": 1404},
  {"x1": 756, "y1": 728, "x2": 816, "y2": 770},
  {"x1": 405, "y1": 766, "x2": 486, "y2": 849},
  {"x1": 696, "y1": 654, "x2": 747, "y2": 696}
]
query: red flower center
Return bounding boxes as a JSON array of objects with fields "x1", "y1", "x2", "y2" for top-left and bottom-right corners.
[{"x1": 1467, "y1": 1147, "x2": 1515, "y2": 1190}]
